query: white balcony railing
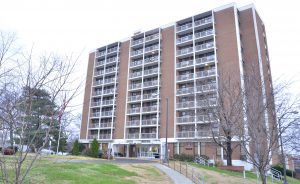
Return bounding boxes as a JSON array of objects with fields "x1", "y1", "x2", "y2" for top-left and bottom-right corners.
[
  {"x1": 143, "y1": 80, "x2": 158, "y2": 87},
  {"x1": 177, "y1": 47, "x2": 193, "y2": 56},
  {"x1": 196, "y1": 115, "x2": 214, "y2": 122},
  {"x1": 130, "y1": 83, "x2": 142, "y2": 90},
  {"x1": 194, "y1": 17, "x2": 212, "y2": 27},
  {"x1": 128, "y1": 95, "x2": 141, "y2": 102},
  {"x1": 196, "y1": 69, "x2": 216, "y2": 78},
  {"x1": 104, "y1": 78, "x2": 116, "y2": 84},
  {"x1": 196, "y1": 83, "x2": 216, "y2": 93},
  {"x1": 177, "y1": 35, "x2": 193, "y2": 44},
  {"x1": 96, "y1": 51, "x2": 105, "y2": 57},
  {"x1": 144, "y1": 68, "x2": 159, "y2": 76},
  {"x1": 177, "y1": 86, "x2": 194, "y2": 95},
  {"x1": 177, "y1": 23, "x2": 193, "y2": 32},
  {"x1": 195, "y1": 55, "x2": 215, "y2": 65},
  {"x1": 176, "y1": 60, "x2": 194, "y2": 68},
  {"x1": 142, "y1": 105, "x2": 158, "y2": 112},
  {"x1": 177, "y1": 73, "x2": 194, "y2": 81},
  {"x1": 127, "y1": 133, "x2": 140, "y2": 139},
  {"x1": 145, "y1": 33, "x2": 159, "y2": 42},
  {"x1": 101, "y1": 111, "x2": 113, "y2": 117},
  {"x1": 130, "y1": 71, "x2": 143, "y2": 78},
  {"x1": 107, "y1": 47, "x2": 118, "y2": 54},
  {"x1": 127, "y1": 120, "x2": 140, "y2": 126},
  {"x1": 177, "y1": 131, "x2": 195, "y2": 138},
  {"x1": 92, "y1": 112, "x2": 100, "y2": 117},
  {"x1": 102, "y1": 100, "x2": 114, "y2": 106},
  {"x1": 194, "y1": 29, "x2": 214, "y2": 39},
  {"x1": 130, "y1": 60, "x2": 143, "y2": 67},
  {"x1": 94, "y1": 80, "x2": 103, "y2": 86},
  {"x1": 144, "y1": 45, "x2": 159, "y2": 53},
  {"x1": 131, "y1": 49, "x2": 143, "y2": 57},
  {"x1": 177, "y1": 101, "x2": 195, "y2": 109},
  {"x1": 106, "y1": 57, "x2": 117, "y2": 64},
  {"x1": 100, "y1": 122, "x2": 112, "y2": 128},
  {"x1": 177, "y1": 116, "x2": 195, "y2": 123},
  {"x1": 196, "y1": 98, "x2": 217, "y2": 108},
  {"x1": 95, "y1": 70, "x2": 104, "y2": 76},
  {"x1": 91, "y1": 101, "x2": 101, "y2": 107},
  {"x1": 88, "y1": 135, "x2": 98, "y2": 139},
  {"x1": 144, "y1": 56, "x2": 159, "y2": 64},
  {"x1": 143, "y1": 93, "x2": 158, "y2": 100},
  {"x1": 141, "y1": 119, "x2": 157, "y2": 126},
  {"x1": 195, "y1": 42, "x2": 214, "y2": 52},
  {"x1": 89, "y1": 123, "x2": 99, "y2": 128},
  {"x1": 99, "y1": 134, "x2": 111, "y2": 139},
  {"x1": 127, "y1": 107, "x2": 141, "y2": 114},
  {"x1": 102, "y1": 88, "x2": 115, "y2": 95},
  {"x1": 96, "y1": 60, "x2": 105, "y2": 66},
  {"x1": 132, "y1": 38, "x2": 144, "y2": 46},
  {"x1": 105, "y1": 67, "x2": 116, "y2": 74},
  {"x1": 141, "y1": 133, "x2": 156, "y2": 139},
  {"x1": 196, "y1": 130, "x2": 219, "y2": 137}
]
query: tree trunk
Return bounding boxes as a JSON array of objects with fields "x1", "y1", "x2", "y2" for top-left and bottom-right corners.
[
  {"x1": 9, "y1": 124, "x2": 14, "y2": 148},
  {"x1": 259, "y1": 169, "x2": 267, "y2": 184},
  {"x1": 226, "y1": 136, "x2": 232, "y2": 166}
]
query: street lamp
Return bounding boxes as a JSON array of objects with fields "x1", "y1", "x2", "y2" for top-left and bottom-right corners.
[{"x1": 278, "y1": 110, "x2": 298, "y2": 184}]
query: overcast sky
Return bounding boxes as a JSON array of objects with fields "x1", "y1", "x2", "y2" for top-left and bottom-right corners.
[{"x1": 1, "y1": 0, "x2": 300, "y2": 112}]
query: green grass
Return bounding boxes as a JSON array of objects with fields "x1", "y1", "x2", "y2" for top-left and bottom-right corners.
[
  {"x1": 14, "y1": 161, "x2": 137, "y2": 184},
  {"x1": 131, "y1": 165, "x2": 161, "y2": 177}
]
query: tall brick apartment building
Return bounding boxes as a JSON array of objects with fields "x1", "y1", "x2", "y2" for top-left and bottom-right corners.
[{"x1": 80, "y1": 3, "x2": 274, "y2": 168}]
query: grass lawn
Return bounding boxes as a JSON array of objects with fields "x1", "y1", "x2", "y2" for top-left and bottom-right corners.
[{"x1": 25, "y1": 161, "x2": 137, "y2": 184}]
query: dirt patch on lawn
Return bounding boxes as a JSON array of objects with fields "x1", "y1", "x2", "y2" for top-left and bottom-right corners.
[{"x1": 119, "y1": 164, "x2": 173, "y2": 184}]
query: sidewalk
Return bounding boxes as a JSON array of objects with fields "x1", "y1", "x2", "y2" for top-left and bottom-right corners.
[{"x1": 154, "y1": 164, "x2": 194, "y2": 184}]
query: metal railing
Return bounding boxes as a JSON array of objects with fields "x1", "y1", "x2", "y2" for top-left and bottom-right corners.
[
  {"x1": 127, "y1": 133, "x2": 139, "y2": 139},
  {"x1": 95, "y1": 70, "x2": 104, "y2": 76},
  {"x1": 105, "y1": 67, "x2": 116, "y2": 74},
  {"x1": 88, "y1": 135, "x2": 98, "y2": 139},
  {"x1": 89, "y1": 123, "x2": 99, "y2": 128},
  {"x1": 196, "y1": 98, "x2": 217, "y2": 107},
  {"x1": 177, "y1": 87, "x2": 194, "y2": 95},
  {"x1": 99, "y1": 134, "x2": 111, "y2": 139},
  {"x1": 131, "y1": 49, "x2": 143, "y2": 56},
  {"x1": 141, "y1": 133, "x2": 156, "y2": 139},
  {"x1": 91, "y1": 112, "x2": 100, "y2": 117},
  {"x1": 144, "y1": 56, "x2": 159, "y2": 64},
  {"x1": 177, "y1": 23, "x2": 193, "y2": 32},
  {"x1": 145, "y1": 33, "x2": 159, "y2": 42},
  {"x1": 102, "y1": 88, "x2": 115, "y2": 95},
  {"x1": 130, "y1": 60, "x2": 143, "y2": 67},
  {"x1": 196, "y1": 69, "x2": 216, "y2": 78},
  {"x1": 129, "y1": 83, "x2": 142, "y2": 90},
  {"x1": 128, "y1": 95, "x2": 141, "y2": 102},
  {"x1": 106, "y1": 57, "x2": 117, "y2": 64},
  {"x1": 177, "y1": 47, "x2": 193, "y2": 56},
  {"x1": 177, "y1": 131, "x2": 195, "y2": 138},
  {"x1": 195, "y1": 42, "x2": 214, "y2": 52},
  {"x1": 143, "y1": 93, "x2": 158, "y2": 100},
  {"x1": 126, "y1": 120, "x2": 140, "y2": 126},
  {"x1": 177, "y1": 35, "x2": 193, "y2": 44},
  {"x1": 93, "y1": 91, "x2": 102, "y2": 96},
  {"x1": 194, "y1": 17, "x2": 212, "y2": 27},
  {"x1": 91, "y1": 101, "x2": 101, "y2": 107},
  {"x1": 132, "y1": 38, "x2": 144, "y2": 46},
  {"x1": 95, "y1": 60, "x2": 105, "y2": 66},
  {"x1": 94, "y1": 80, "x2": 103, "y2": 86},
  {"x1": 102, "y1": 100, "x2": 114, "y2": 106},
  {"x1": 144, "y1": 68, "x2": 159, "y2": 76},
  {"x1": 100, "y1": 122, "x2": 112, "y2": 128},
  {"x1": 177, "y1": 116, "x2": 195, "y2": 123},
  {"x1": 142, "y1": 105, "x2": 158, "y2": 112},
  {"x1": 177, "y1": 101, "x2": 195, "y2": 109},
  {"x1": 107, "y1": 47, "x2": 118, "y2": 54},
  {"x1": 141, "y1": 119, "x2": 157, "y2": 126},
  {"x1": 104, "y1": 78, "x2": 116, "y2": 84},
  {"x1": 127, "y1": 107, "x2": 141, "y2": 114},
  {"x1": 195, "y1": 55, "x2": 215, "y2": 65},
  {"x1": 143, "y1": 80, "x2": 158, "y2": 87},
  {"x1": 194, "y1": 29, "x2": 213, "y2": 39},
  {"x1": 196, "y1": 83, "x2": 216, "y2": 92},
  {"x1": 129, "y1": 71, "x2": 143, "y2": 78},
  {"x1": 144, "y1": 45, "x2": 159, "y2": 53},
  {"x1": 177, "y1": 73, "x2": 194, "y2": 81},
  {"x1": 101, "y1": 111, "x2": 113, "y2": 117},
  {"x1": 176, "y1": 60, "x2": 194, "y2": 68},
  {"x1": 96, "y1": 51, "x2": 105, "y2": 57}
]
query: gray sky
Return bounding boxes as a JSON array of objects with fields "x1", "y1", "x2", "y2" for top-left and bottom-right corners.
[{"x1": 1, "y1": 0, "x2": 300, "y2": 112}]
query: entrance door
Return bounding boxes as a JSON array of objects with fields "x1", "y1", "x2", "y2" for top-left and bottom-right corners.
[{"x1": 129, "y1": 145, "x2": 136, "y2": 157}]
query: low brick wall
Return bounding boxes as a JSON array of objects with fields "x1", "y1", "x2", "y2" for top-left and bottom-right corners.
[{"x1": 218, "y1": 166, "x2": 244, "y2": 172}]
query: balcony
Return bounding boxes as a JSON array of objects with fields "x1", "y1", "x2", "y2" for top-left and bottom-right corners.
[
  {"x1": 89, "y1": 123, "x2": 99, "y2": 128},
  {"x1": 177, "y1": 47, "x2": 193, "y2": 56},
  {"x1": 88, "y1": 135, "x2": 98, "y2": 139},
  {"x1": 194, "y1": 29, "x2": 214, "y2": 39},
  {"x1": 127, "y1": 133, "x2": 140, "y2": 139},
  {"x1": 102, "y1": 88, "x2": 115, "y2": 95},
  {"x1": 144, "y1": 68, "x2": 159, "y2": 76},
  {"x1": 130, "y1": 71, "x2": 143, "y2": 79},
  {"x1": 131, "y1": 49, "x2": 143, "y2": 57},
  {"x1": 196, "y1": 130, "x2": 218, "y2": 137},
  {"x1": 177, "y1": 23, "x2": 193, "y2": 32},
  {"x1": 95, "y1": 70, "x2": 104, "y2": 76},
  {"x1": 196, "y1": 115, "x2": 214, "y2": 122},
  {"x1": 144, "y1": 45, "x2": 159, "y2": 53},
  {"x1": 196, "y1": 83, "x2": 216, "y2": 93},
  {"x1": 143, "y1": 93, "x2": 158, "y2": 100},
  {"x1": 177, "y1": 116, "x2": 195, "y2": 123},
  {"x1": 92, "y1": 112, "x2": 100, "y2": 117},
  {"x1": 196, "y1": 98, "x2": 217, "y2": 108},
  {"x1": 107, "y1": 47, "x2": 118, "y2": 54},
  {"x1": 129, "y1": 83, "x2": 142, "y2": 90},
  {"x1": 142, "y1": 105, "x2": 158, "y2": 112},
  {"x1": 126, "y1": 120, "x2": 140, "y2": 127},
  {"x1": 141, "y1": 119, "x2": 157, "y2": 126},
  {"x1": 100, "y1": 122, "x2": 112, "y2": 128},
  {"x1": 195, "y1": 55, "x2": 215, "y2": 65},
  {"x1": 127, "y1": 107, "x2": 141, "y2": 114},
  {"x1": 177, "y1": 35, "x2": 193, "y2": 44},
  {"x1": 177, "y1": 101, "x2": 195, "y2": 109},
  {"x1": 143, "y1": 80, "x2": 158, "y2": 88},
  {"x1": 94, "y1": 80, "x2": 103, "y2": 86},
  {"x1": 145, "y1": 33, "x2": 159, "y2": 42},
  {"x1": 93, "y1": 91, "x2": 102, "y2": 96},
  {"x1": 95, "y1": 60, "x2": 105, "y2": 67},
  {"x1": 194, "y1": 17, "x2": 212, "y2": 27},
  {"x1": 105, "y1": 67, "x2": 116, "y2": 74},
  {"x1": 102, "y1": 100, "x2": 114, "y2": 106},
  {"x1": 176, "y1": 60, "x2": 194, "y2": 69},
  {"x1": 195, "y1": 42, "x2": 214, "y2": 52},
  {"x1": 177, "y1": 86, "x2": 194, "y2": 95},
  {"x1": 141, "y1": 133, "x2": 156, "y2": 139},
  {"x1": 130, "y1": 60, "x2": 143, "y2": 67},
  {"x1": 106, "y1": 57, "x2": 117, "y2": 64},
  {"x1": 99, "y1": 134, "x2": 111, "y2": 139},
  {"x1": 144, "y1": 56, "x2": 159, "y2": 65},
  {"x1": 177, "y1": 73, "x2": 194, "y2": 81},
  {"x1": 96, "y1": 51, "x2": 105, "y2": 58},
  {"x1": 177, "y1": 131, "x2": 195, "y2": 138},
  {"x1": 104, "y1": 78, "x2": 116, "y2": 84},
  {"x1": 128, "y1": 95, "x2": 141, "y2": 102},
  {"x1": 101, "y1": 111, "x2": 113, "y2": 117},
  {"x1": 196, "y1": 69, "x2": 216, "y2": 79},
  {"x1": 91, "y1": 101, "x2": 101, "y2": 107},
  {"x1": 132, "y1": 38, "x2": 144, "y2": 46}
]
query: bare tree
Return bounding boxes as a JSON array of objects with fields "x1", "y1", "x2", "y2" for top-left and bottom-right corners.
[{"x1": 0, "y1": 32, "x2": 82, "y2": 184}]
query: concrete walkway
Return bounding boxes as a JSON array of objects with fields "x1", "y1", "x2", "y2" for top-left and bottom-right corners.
[{"x1": 154, "y1": 164, "x2": 194, "y2": 184}]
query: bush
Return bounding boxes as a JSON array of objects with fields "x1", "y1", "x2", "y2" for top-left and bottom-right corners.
[
  {"x1": 173, "y1": 154, "x2": 195, "y2": 162},
  {"x1": 272, "y1": 165, "x2": 296, "y2": 177},
  {"x1": 72, "y1": 139, "x2": 80, "y2": 155},
  {"x1": 3, "y1": 148, "x2": 15, "y2": 155},
  {"x1": 90, "y1": 139, "x2": 99, "y2": 158}
]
